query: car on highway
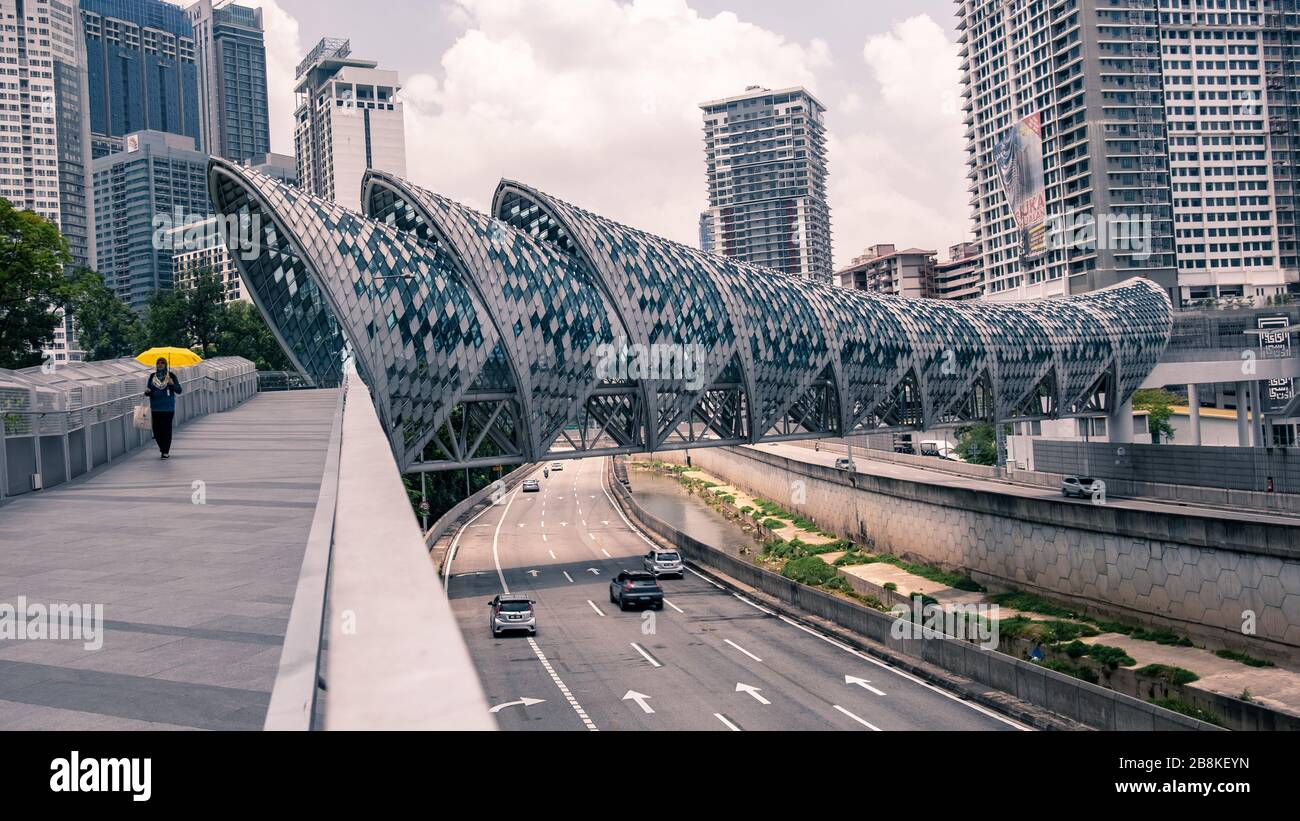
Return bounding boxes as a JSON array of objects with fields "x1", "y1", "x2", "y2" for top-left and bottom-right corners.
[
  {"x1": 550, "y1": 461, "x2": 564, "y2": 471},
  {"x1": 522, "y1": 479, "x2": 541, "y2": 493},
  {"x1": 1061, "y1": 476, "x2": 1104, "y2": 499},
  {"x1": 609, "y1": 571, "x2": 664, "y2": 611},
  {"x1": 834, "y1": 457, "x2": 857, "y2": 472},
  {"x1": 642, "y1": 547, "x2": 684, "y2": 578},
  {"x1": 488, "y1": 593, "x2": 537, "y2": 637}
]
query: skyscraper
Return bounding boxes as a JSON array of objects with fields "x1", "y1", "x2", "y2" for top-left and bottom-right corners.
[
  {"x1": 957, "y1": 0, "x2": 1300, "y2": 306},
  {"x1": 186, "y1": 0, "x2": 270, "y2": 164},
  {"x1": 92, "y1": 131, "x2": 212, "y2": 311},
  {"x1": 293, "y1": 38, "x2": 407, "y2": 209},
  {"x1": 1, "y1": 0, "x2": 96, "y2": 365},
  {"x1": 80, "y1": 0, "x2": 202, "y2": 158},
  {"x1": 957, "y1": 0, "x2": 1179, "y2": 302},
  {"x1": 700, "y1": 86, "x2": 833, "y2": 281}
]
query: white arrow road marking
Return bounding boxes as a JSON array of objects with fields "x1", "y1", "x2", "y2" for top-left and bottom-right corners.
[
  {"x1": 834, "y1": 705, "x2": 881, "y2": 731},
  {"x1": 845, "y1": 675, "x2": 886, "y2": 696},
  {"x1": 663, "y1": 599, "x2": 684, "y2": 614},
  {"x1": 587, "y1": 600, "x2": 606, "y2": 617},
  {"x1": 735, "y1": 682, "x2": 769, "y2": 705},
  {"x1": 725, "y1": 639, "x2": 763, "y2": 663},
  {"x1": 548, "y1": 550, "x2": 557, "y2": 560},
  {"x1": 563, "y1": 571, "x2": 574, "y2": 583},
  {"x1": 518, "y1": 523, "x2": 526, "y2": 528},
  {"x1": 560, "y1": 522, "x2": 568, "y2": 527},
  {"x1": 630, "y1": 642, "x2": 662, "y2": 668},
  {"x1": 587, "y1": 568, "x2": 601, "y2": 575},
  {"x1": 526, "y1": 569, "x2": 540, "y2": 578},
  {"x1": 714, "y1": 713, "x2": 741, "y2": 731},
  {"x1": 489, "y1": 697, "x2": 545, "y2": 714},
  {"x1": 527, "y1": 637, "x2": 597, "y2": 731},
  {"x1": 623, "y1": 691, "x2": 655, "y2": 714}
]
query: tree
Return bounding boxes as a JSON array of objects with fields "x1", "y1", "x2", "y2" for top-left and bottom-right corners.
[
  {"x1": 1132, "y1": 388, "x2": 1179, "y2": 444},
  {"x1": 0, "y1": 197, "x2": 73, "y2": 368},
  {"x1": 955, "y1": 422, "x2": 999, "y2": 466},
  {"x1": 67, "y1": 269, "x2": 142, "y2": 361},
  {"x1": 137, "y1": 268, "x2": 225, "y2": 356},
  {"x1": 214, "y1": 301, "x2": 293, "y2": 372}
]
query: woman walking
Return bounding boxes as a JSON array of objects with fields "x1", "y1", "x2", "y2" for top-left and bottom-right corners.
[{"x1": 144, "y1": 357, "x2": 184, "y2": 458}]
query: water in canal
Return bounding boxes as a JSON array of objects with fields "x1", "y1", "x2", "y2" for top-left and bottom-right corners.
[{"x1": 626, "y1": 468, "x2": 755, "y2": 556}]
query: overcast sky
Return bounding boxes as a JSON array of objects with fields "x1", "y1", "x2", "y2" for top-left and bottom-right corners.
[{"x1": 184, "y1": 0, "x2": 970, "y2": 269}]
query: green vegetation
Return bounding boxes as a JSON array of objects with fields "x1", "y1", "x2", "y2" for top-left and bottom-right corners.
[
  {"x1": 1136, "y1": 664, "x2": 1200, "y2": 685},
  {"x1": 0, "y1": 197, "x2": 75, "y2": 368},
  {"x1": 762, "y1": 518, "x2": 788, "y2": 531},
  {"x1": 991, "y1": 589, "x2": 1195, "y2": 648},
  {"x1": 1149, "y1": 698, "x2": 1222, "y2": 727},
  {"x1": 1064, "y1": 641, "x2": 1136, "y2": 669},
  {"x1": 988, "y1": 591, "x2": 1078, "y2": 619},
  {"x1": 1214, "y1": 649, "x2": 1274, "y2": 668},
  {"x1": 781, "y1": 556, "x2": 839, "y2": 586},
  {"x1": 1042, "y1": 658, "x2": 1100, "y2": 685},
  {"x1": 1132, "y1": 388, "x2": 1179, "y2": 444},
  {"x1": 954, "y1": 422, "x2": 998, "y2": 466},
  {"x1": 999, "y1": 616, "x2": 1099, "y2": 644},
  {"x1": 830, "y1": 546, "x2": 982, "y2": 591}
]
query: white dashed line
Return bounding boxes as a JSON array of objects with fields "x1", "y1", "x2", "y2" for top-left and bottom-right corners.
[
  {"x1": 714, "y1": 713, "x2": 741, "y2": 731},
  {"x1": 587, "y1": 600, "x2": 606, "y2": 617},
  {"x1": 724, "y1": 639, "x2": 763, "y2": 663},
  {"x1": 527, "y1": 637, "x2": 597, "y2": 731},
  {"x1": 663, "y1": 599, "x2": 684, "y2": 614},
  {"x1": 563, "y1": 571, "x2": 574, "y2": 583},
  {"x1": 630, "y1": 642, "x2": 662, "y2": 668},
  {"x1": 834, "y1": 705, "x2": 881, "y2": 731}
]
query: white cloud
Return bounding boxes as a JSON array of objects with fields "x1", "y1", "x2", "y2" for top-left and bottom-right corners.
[
  {"x1": 185, "y1": 1, "x2": 971, "y2": 269},
  {"x1": 400, "y1": 0, "x2": 831, "y2": 239},
  {"x1": 829, "y1": 14, "x2": 970, "y2": 262}
]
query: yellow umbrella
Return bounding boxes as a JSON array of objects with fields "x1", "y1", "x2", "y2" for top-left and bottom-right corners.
[{"x1": 135, "y1": 347, "x2": 203, "y2": 369}]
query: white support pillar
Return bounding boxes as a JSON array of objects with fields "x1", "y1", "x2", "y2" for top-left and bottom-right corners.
[
  {"x1": 1108, "y1": 396, "x2": 1135, "y2": 444},
  {"x1": 1187, "y1": 383, "x2": 1202, "y2": 446},
  {"x1": 1236, "y1": 381, "x2": 1251, "y2": 447}
]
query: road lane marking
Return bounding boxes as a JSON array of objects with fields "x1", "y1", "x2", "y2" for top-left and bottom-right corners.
[
  {"x1": 623, "y1": 691, "x2": 655, "y2": 714},
  {"x1": 444, "y1": 486, "x2": 513, "y2": 592},
  {"x1": 490, "y1": 488, "x2": 522, "y2": 593},
  {"x1": 725, "y1": 639, "x2": 763, "y2": 663},
  {"x1": 563, "y1": 571, "x2": 574, "y2": 583},
  {"x1": 714, "y1": 713, "x2": 741, "y2": 731},
  {"x1": 587, "y1": 568, "x2": 601, "y2": 575},
  {"x1": 549, "y1": 549, "x2": 557, "y2": 560},
  {"x1": 774, "y1": 615, "x2": 1027, "y2": 731},
  {"x1": 733, "y1": 593, "x2": 774, "y2": 615},
  {"x1": 599, "y1": 458, "x2": 1028, "y2": 732},
  {"x1": 845, "y1": 675, "x2": 886, "y2": 696},
  {"x1": 601, "y1": 548, "x2": 612, "y2": 558},
  {"x1": 663, "y1": 599, "x2": 684, "y2": 614},
  {"x1": 630, "y1": 642, "x2": 662, "y2": 668},
  {"x1": 834, "y1": 705, "x2": 881, "y2": 731},
  {"x1": 527, "y1": 637, "x2": 597, "y2": 731},
  {"x1": 489, "y1": 697, "x2": 545, "y2": 714},
  {"x1": 542, "y1": 534, "x2": 547, "y2": 542},
  {"x1": 735, "y1": 682, "x2": 769, "y2": 705},
  {"x1": 587, "y1": 600, "x2": 606, "y2": 617}
]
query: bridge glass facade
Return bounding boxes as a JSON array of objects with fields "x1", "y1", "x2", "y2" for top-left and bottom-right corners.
[{"x1": 208, "y1": 158, "x2": 1174, "y2": 473}]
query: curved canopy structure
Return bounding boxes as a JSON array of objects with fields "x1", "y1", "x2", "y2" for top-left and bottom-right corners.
[{"x1": 208, "y1": 158, "x2": 1173, "y2": 473}]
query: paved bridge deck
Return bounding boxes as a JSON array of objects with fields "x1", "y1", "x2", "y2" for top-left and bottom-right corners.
[{"x1": 0, "y1": 390, "x2": 337, "y2": 730}]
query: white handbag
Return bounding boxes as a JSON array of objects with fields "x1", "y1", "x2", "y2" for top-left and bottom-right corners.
[{"x1": 132, "y1": 403, "x2": 152, "y2": 431}]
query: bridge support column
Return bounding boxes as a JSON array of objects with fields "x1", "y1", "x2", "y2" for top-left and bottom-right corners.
[
  {"x1": 1108, "y1": 396, "x2": 1135, "y2": 444},
  {"x1": 1236, "y1": 381, "x2": 1251, "y2": 447},
  {"x1": 1187, "y1": 383, "x2": 1202, "y2": 446}
]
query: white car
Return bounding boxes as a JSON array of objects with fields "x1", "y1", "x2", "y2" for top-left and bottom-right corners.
[
  {"x1": 550, "y1": 461, "x2": 564, "y2": 471},
  {"x1": 1062, "y1": 476, "x2": 1104, "y2": 498}
]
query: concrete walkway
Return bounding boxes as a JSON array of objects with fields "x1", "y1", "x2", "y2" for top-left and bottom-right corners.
[{"x1": 0, "y1": 389, "x2": 338, "y2": 730}]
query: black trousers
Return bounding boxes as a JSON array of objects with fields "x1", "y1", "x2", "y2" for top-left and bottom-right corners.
[{"x1": 152, "y1": 411, "x2": 175, "y2": 455}]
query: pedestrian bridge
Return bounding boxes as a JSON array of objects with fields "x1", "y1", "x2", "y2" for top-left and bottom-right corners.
[{"x1": 207, "y1": 159, "x2": 1173, "y2": 473}]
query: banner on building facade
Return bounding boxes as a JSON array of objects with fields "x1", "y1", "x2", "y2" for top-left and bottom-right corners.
[{"x1": 993, "y1": 112, "x2": 1046, "y2": 259}]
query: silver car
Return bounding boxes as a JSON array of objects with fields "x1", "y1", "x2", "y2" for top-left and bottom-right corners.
[
  {"x1": 1061, "y1": 476, "x2": 1103, "y2": 499},
  {"x1": 642, "y1": 547, "x2": 684, "y2": 579},
  {"x1": 488, "y1": 594, "x2": 537, "y2": 637}
]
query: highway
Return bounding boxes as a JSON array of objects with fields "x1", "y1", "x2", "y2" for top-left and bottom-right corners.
[{"x1": 445, "y1": 458, "x2": 1026, "y2": 732}]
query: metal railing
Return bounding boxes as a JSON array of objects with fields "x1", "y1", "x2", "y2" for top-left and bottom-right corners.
[{"x1": 0, "y1": 357, "x2": 256, "y2": 500}]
